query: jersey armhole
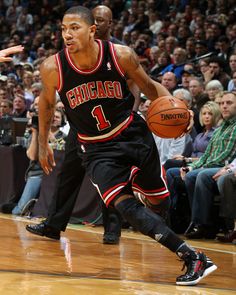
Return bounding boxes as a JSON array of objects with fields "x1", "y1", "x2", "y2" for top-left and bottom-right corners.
[
  {"x1": 108, "y1": 42, "x2": 126, "y2": 79},
  {"x1": 55, "y1": 53, "x2": 63, "y2": 93}
]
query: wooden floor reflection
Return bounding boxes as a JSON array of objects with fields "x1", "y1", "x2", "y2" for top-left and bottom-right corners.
[{"x1": 0, "y1": 214, "x2": 235, "y2": 295}]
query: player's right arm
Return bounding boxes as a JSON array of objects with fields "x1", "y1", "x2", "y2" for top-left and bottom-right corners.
[{"x1": 38, "y1": 55, "x2": 58, "y2": 174}]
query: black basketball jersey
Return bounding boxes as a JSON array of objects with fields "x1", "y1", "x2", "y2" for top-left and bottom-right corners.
[{"x1": 56, "y1": 40, "x2": 135, "y2": 143}]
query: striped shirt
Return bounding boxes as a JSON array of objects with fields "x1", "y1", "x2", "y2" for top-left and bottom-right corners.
[{"x1": 190, "y1": 117, "x2": 236, "y2": 169}]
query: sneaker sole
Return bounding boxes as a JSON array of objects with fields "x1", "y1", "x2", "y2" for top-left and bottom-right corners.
[{"x1": 176, "y1": 264, "x2": 217, "y2": 286}]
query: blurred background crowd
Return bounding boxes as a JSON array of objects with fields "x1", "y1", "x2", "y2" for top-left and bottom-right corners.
[{"x1": 0, "y1": 0, "x2": 235, "y2": 122}]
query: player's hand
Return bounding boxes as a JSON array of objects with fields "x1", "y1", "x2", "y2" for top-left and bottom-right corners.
[
  {"x1": 178, "y1": 109, "x2": 194, "y2": 137},
  {"x1": 39, "y1": 143, "x2": 56, "y2": 175},
  {"x1": 0, "y1": 45, "x2": 24, "y2": 62},
  {"x1": 186, "y1": 109, "x2": 194, "y2": 132}
]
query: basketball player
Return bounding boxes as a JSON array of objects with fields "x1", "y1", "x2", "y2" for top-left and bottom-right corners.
[
  {"x1": 27, "y1": 6, "x2": 216, "y2": 285},
  {"x1": 26, "y1": 5, "x2": 137, "y2": 245},
  {"x1": 0, "y1": 45, "x2": 24, "y2": 62}
]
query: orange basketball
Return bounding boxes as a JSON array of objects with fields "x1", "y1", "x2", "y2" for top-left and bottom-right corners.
[{"x1": 146, "y1": 96, "x2": 190, "y2": 138}]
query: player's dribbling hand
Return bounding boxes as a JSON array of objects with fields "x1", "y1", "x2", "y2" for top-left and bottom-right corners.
[
  {"x1": 178, "y1": 109, "x2": 194, "y2": 138},
  {"x1": 39, "y1": 143, "x2": 56, "y2": 175}
]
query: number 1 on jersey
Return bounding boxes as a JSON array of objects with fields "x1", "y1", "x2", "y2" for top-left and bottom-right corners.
[{"x1": 92, "y1": 105, "x2": 111, "y2": 131}]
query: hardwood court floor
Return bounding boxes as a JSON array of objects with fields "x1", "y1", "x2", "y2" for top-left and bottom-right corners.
[{"x1": 0, "y1": 213, "x2": 235, "y2": 295}]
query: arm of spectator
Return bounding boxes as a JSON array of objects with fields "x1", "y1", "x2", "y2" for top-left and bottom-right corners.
[
  {"x1": 26, "y1": 128, "x2": 39, "y2": 161},
  {"x1": 0, "y1": 45, "x2": 24, "y2": 62},
  {"x1": 172, "y1": 154, "x2": 184, "y2": 160}
]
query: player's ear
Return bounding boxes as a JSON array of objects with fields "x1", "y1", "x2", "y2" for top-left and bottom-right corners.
[{"x1": 90, "y1": 24, "x2": 96, "y2": 37}]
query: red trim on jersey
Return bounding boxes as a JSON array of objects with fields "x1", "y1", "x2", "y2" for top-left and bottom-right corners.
[
  {"x1": 64, "y1": 40, "x2": 103, "y2": 75},
  {"x1": 109, "y1": 42, "x2": 125, "y2": 77},
  {"x1": 55, "y1": 53, "x2": 63, "y2": 92},
  {"x1": 77, "y1": 113, "x2": 134, "y2": 143}
]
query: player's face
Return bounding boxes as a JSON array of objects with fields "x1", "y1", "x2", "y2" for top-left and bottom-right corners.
[{"x1": 61, "y1": 14, "x2": 96, "y2": 53}]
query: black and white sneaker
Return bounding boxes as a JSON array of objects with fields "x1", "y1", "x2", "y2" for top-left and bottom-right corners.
[{"x1": 176, "y1": 251, "x2": 217, "y2": 286}]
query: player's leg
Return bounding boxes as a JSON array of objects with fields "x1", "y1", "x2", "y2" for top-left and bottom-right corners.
[
  {"x1": 113, "y1": 194, "x2": 217, "y2": 286},
  {"x1": 102, "y1": 204, "x2": 122, "y2": 244}
]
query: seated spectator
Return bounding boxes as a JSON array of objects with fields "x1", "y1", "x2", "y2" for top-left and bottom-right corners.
[
  {"x1": 194, "y1": 40, "x2": 208, "y2": 58},
  {"x1": 149, "y1": 51, "x2": 171, "y2": 80},
  {"x1": 178, "y1": 69, "x2": 195, "y2": 90},
  {"x1": 217, "y1": 35, "x2": 233, "y2": 69},
  {"x1": 181, "y1": 91, "x2": 236, "y2": 239},
  {"x1": 227, "y1": 71, "x2": 236, "y2": 92},
  {"x1": 161, "y1": 72, "x2": 178, "y2": 94},
  {"x1": 172, "y1": 88, "x2": 200, "y2": 136},
  {"x1": 0, "y1": 99, "x2": 13, "y2": 118},
  {"x1": 166, "y1": 101, "x2": 221, "y2": 209},
  {"x1": 11, "y1": 125, "x2": 43, "y2": 216},
  {"x1": 228, "y1": 53, "x2": 236, "y2": 77},
  {"x1": 216, "y1": 160, "x2": 236, "y2": 243},
  {"x1": 0, "y1": 87, "x2": 8, "y2": 102},
  {"x1": 48, "y1": 108, "x2": 67, "y2": 151},
  {"x1": 22, "y1": 71, "x2": 34, "y2": 108},
  {"x1": 5, "y1": 109, "x2": 67, "y2": 216},
  {"x1": 56, "y1": 99, "x2": 70, "y2": 135},
  {"x1": 137, "y1": 93, "x2": 151, "y2": 119},
  {"x1": 189, "y1": 77, "x2": 209, "y2": 111},
  {"x1": 31, "y1": 82, "x2": 42, "y2": 99},
  {"x1": 12, "y1": 95, "x2": 27, "y2": 118},
  {"x1": 205, "y1": 79, "x2": 223, "y2": 101},
  {"x1": 160, "y1": 47, "x2": 187, "y2": 81},
  {"x1": 203, "y1": 56, "x2": 231, "y2": 90}
]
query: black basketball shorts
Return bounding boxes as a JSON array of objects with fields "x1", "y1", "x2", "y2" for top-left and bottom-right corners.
[{"x1": 79, "y1": 113, "x2": 169, "y2": 206}]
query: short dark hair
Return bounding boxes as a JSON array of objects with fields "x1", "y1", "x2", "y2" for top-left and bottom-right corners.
[{"x1": 64, "y1": 6, "x2": 94, "y2": 25}]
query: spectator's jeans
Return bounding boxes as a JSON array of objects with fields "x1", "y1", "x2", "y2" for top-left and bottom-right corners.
[
  {"x1": 217, "y1": 173, "x2": 236, "y2": 219},
  {"x1": 184, "y1": 168, "x2": 220, "y2": 225},
  {"x1": 12, "y1": 175, "x2": 42, "y2": 215},
  {"x1": 166, "y1": 167, "x2": 182, "y2": 209}
]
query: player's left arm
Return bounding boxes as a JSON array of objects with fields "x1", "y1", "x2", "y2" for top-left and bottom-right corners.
[
  {"x1": 115, "y1": 45, "x2": 194, "y2": 131},
  {"x1": 114, "y1": 45, "x2": 170, "y2": 101}
]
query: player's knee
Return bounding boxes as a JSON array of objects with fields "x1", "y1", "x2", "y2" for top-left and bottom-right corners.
[{"x1": 115, "y1": 198, "x2": 166, "y2": 236}]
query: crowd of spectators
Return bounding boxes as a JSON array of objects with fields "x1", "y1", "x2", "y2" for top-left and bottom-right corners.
[
  {"x1": 0, "y1": 0, "x2": 235, "y2": 118},
  {"x1": 0, "y1": 0, "x2": 236, "y2": 242}
]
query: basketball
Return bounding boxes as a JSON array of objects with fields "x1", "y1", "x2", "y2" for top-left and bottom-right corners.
[{"x1": 146, "y1": 96, "x2": 190, "y2": 138}]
